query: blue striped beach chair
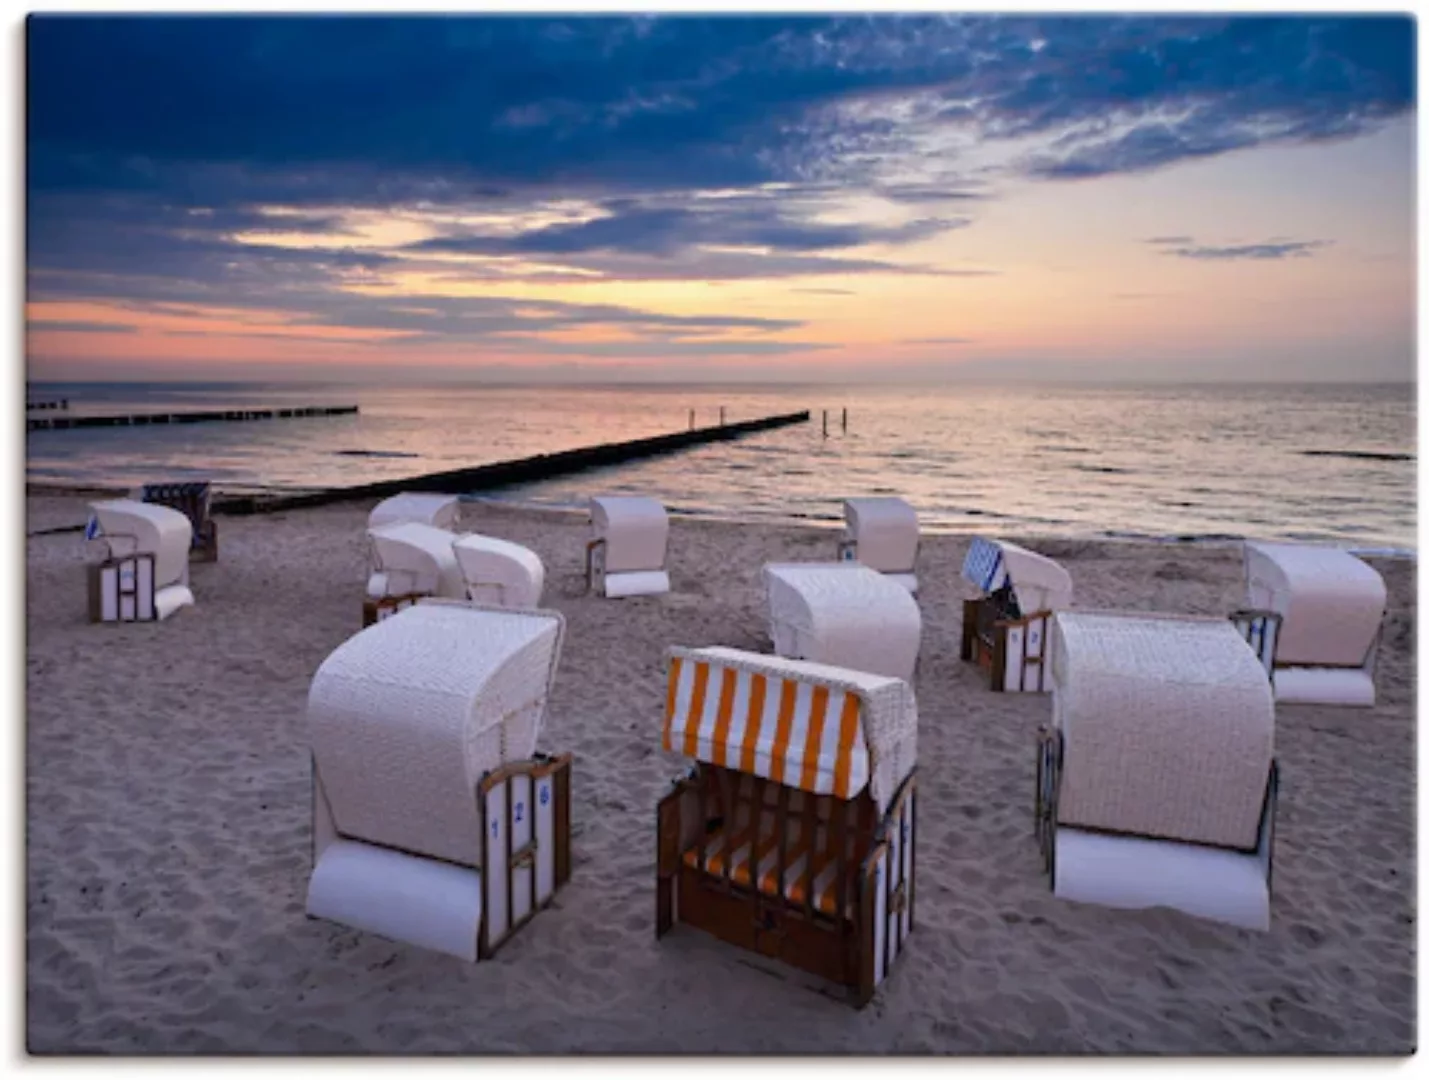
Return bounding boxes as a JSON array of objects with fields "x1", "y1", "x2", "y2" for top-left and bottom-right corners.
[{"x1": 960, "y1": 537, "x2": 1073, "y2": 693}]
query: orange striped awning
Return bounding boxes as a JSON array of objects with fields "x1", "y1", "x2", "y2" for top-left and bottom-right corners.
[{"x1": 664, "y1": 650, "x2": 871, "y2": 800}]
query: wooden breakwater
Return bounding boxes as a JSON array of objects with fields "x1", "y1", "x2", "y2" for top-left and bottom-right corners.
[
  {"x1": 216, "y1": 409, "x2": 810, "y2": 515},
  {"x1": 27, "y1": 404, "x2": 358, "y2": 432}
]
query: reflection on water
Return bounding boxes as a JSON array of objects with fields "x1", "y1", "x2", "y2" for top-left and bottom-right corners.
[{"x1": 25, "y1": 381, "x2": 1416, "y2": 552}]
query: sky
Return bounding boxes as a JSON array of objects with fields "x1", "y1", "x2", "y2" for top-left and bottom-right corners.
[{"x1": 24, "y1": 12, "x2": 1418, "y2": 384}]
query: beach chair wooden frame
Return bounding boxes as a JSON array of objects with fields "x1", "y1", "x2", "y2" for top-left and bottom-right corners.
[
  {"x1": 310, "y1": 752, "x2": 574, "y2": 962},
  {"x1": 1034, "y1": 725, "x2": 1279, "y2": 898},
  {"x1": 141, "y1": 481, "x2": 218, "y2": 563},
  {"x1": 87, "y1": 553, "x2": 157, "y2": 623},
  {"x1": 361, "y1": 593, "x2": 427, "y2": 628},
  {"x1": 657, "y1": 764, "x2": 915, "y2": 1008},
  {"x1": 960, "y1": 595, "x2": 1053, "y2": 693},
  {"x1": 584, "y1": 538, "x2": 607, "y2": 594}
]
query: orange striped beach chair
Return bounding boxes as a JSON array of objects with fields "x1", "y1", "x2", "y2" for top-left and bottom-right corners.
[{"x1": 656, "y1": 646, "x2": 918, "y2": 1007}]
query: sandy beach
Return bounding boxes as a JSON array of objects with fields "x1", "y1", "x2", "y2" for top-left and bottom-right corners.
[{"x1": 24, "y1": 492, "x2": 1416, "y2": 1054}]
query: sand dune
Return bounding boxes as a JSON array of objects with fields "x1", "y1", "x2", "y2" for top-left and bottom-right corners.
[{"x1": 25, "y1": 494, "x2": 1416, "y2": 1054}]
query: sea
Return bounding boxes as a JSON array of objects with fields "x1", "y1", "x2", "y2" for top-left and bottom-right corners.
[{"x1": 24, "y1": 380, "x2": 1417, "y2": 555}]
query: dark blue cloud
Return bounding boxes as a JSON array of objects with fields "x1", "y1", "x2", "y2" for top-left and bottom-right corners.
[
  {"x1": 408, "y1": 204, "x2": 966, "y2": 257},
  {"x1": 28, "y1": 14, "x2": 1414, "y2": 201}
]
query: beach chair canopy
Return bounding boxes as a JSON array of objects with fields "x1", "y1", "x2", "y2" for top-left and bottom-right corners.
[
  {"x1": 843, "y1": 497, "x2": 919, "y2": 574},
  {"x1": 366, "y1": 522, "x2": 466, "y2": 600},
  {"x1": 88, "y1": 498, "x2": 193, "y2": 590},
  {"x1": 589, "y1": 495, "x2": 668, "y2": 574},
  {"x1": 962, "y1": 537, "x2": 1072, "y2": 615},
  {"x1": 308, "y1": 600, "x2": 565, "y2": 868},
  {"x1": 664, "y1": 645, "x2": 917, "y2": 815},
  {"x1": 1049, "y1": 611, "x2": 1274, "y2": 851},
  {"x1": 452, "y1": 534, "x2": 545, "y2": 609},
  {"x1": 368, "y1": 491, "x2": 461, "y2": 532},
  {"x1": 1244, "y1": 542, "x2": 1386, "y2": 668}
]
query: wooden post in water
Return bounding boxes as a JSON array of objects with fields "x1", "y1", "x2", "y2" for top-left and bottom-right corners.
[
  {"x1": 689, "y1": 409, "x2": 695, "y2": 431},
  {"x1": 822, "y1": 410, "x2": 828, "y2": 437},
  {"x1": 842, "y1": 407, "x2": 847, "y2": 433},
  {"x1": 719, "y1": 406, "x2": 726, "y2": 426}
]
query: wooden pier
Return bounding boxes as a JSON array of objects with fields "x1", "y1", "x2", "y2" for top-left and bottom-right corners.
[
  {"x1": 217, "y1": 409, "x2": 810, "y2": 515},
  {"x1": 27, "y1": 404, "x2": 358, "y2": 432}
]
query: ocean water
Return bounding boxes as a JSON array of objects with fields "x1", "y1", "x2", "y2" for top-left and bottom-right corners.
[{"x1": 25, "y1": 380, "x2": 1416, "y2": 553}]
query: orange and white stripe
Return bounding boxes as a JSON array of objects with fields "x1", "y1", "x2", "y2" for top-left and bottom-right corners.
[{"x1": 664, "y1": 652, "x2": 870, "y2": 800}]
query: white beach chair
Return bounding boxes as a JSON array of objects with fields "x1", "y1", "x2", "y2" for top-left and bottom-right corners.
[
  {"x1": 1233, "y1": 542, "x2": 1386, "y2": 707},
  {"x1": 306, "y1": 600, "x2": 572, "y2": 961},
  {"x1": 85, "y1": 499, "x2": 195, "y2": 622},
  {"x1": 1035, "y1": 612, "x2": 1278, "y2": 931},
  {"x1": 363, "y1": 522, "x2": 467, "y2": 626},
  {"x1": 586, "y1": 495, "x2": 670, "y2": 598},
  {"x1": 764, "y1": 562, "x2": 922, "y2": 682},
  {"x1": 452, "y1": 533, "x2": 545, "y2": 609},
  {"x1": 367, "y1": 491, "x2": 461, "y2": 531},
  {"x1": 960, "y1": 537, "x2": 1073, "y2": 692},
  {"x1": 657, "y1": 645, "x2": 918, "y2": 1007},
  {"x1": 837, "y1": 497, "x2": 919, "y2": 592}
]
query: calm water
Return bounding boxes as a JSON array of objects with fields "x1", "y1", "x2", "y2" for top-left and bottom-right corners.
[{"x1": 25, "y1": 381, "x2": 1416, "y2": 553}]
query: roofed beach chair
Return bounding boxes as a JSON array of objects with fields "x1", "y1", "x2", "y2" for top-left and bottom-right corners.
[
  {"x1": 1035, "y1": 612, "x2": 1278, "y2": 931},
  {"x1": 1232, "y1": 542, "x2": 1387, "y2": 707},
  {"x1": 363, "y1": 522, "x2": 466, "y2": 626},
  {"x1": 657, "y1": 646, "x2": 918, "y2": 1007},
  {"x1": 763, "y1": 562, "x2": 922, "y2": 681},
  {"x1": 367, "y1": 491, "x2": 461, "y2": 532},
  {"x1": 139, "y1": 480, "x2": 218, "y2": 562},
  {"x1": 453, "y1": 533, "x2": 545, "y2": 609},
  {"x1": 960, "y1": 537, "x2": 1073, "y2": 692},
  {"x1": 85, "y1": 499, "x2": 195, "y2": 622},
  {"x1": 837, "y1": 497, "x2": 919, "y2": 592},
  {"x1": 306, "y1": 600, "x2": 572, "y2": 961},
  {"x1": 586, "y1": 495, "x2": 670, "y2": 598}
]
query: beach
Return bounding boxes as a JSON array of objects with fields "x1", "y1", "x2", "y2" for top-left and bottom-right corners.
[{"x1": 25, "y1": 492, "x2": 1417, "y2": 1054}]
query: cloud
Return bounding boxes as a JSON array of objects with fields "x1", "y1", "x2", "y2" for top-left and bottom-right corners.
[
  {"x1": 1156, "y1": 238, "x2": 1332, "y2": 260},
  {"x1": 28, "y1": 15, "x2": 1413, "y2": 203},
  {"x1": 902, "y1": 335, "x2": 974, "y2": 344},
  {"x1": 406, "y1": 203, "x2": 968, "y2": 258},
  {"x1": 793, "y1": 287, "x2": 856, "y2": 295},
  {"x1": 27, "y1": 319, "x2": 137, "y2": 333}
]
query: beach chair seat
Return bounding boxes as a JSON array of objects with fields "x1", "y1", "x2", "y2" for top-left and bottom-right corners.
[
  {"x1": 306, "y1": 600, "x2": 573, "y2": 961},
  {"x1": 586, "y1": 495, "x2": 670, "y2": 598},
  {"x1": 837, "y1": 497, "x2": 919, "y2": 592},
  {"x1": 1233, "y1": 542, "x2": 1386, "y2": 707},
  {"x1": 1034, "y1": 612, "x2": 1278, "y2": 931},
  {"x1": 367, "y1": 491, "x2": 461, "y2": 531},
  {"x1": 763, "y1": 562, "x2": 922, "y2": 681},
  {"x1": 452, "y1": 533, "x2": 545, "y2": 609},
  {"x1": 657, "y1": 647, "x2": 918, "y2": 1007},
  {"x1": 960, "y1": 537, "x2": 1073, "y2": 692},
  {"x1": 139, "y1": 480, "x2": 217, "y2": 562},
  {"x1": 363, "y1": 521, "x2": 466, "y2": 626},
  {"x1": 85, "y1": 499, "x2": 195, "y2": 622}
]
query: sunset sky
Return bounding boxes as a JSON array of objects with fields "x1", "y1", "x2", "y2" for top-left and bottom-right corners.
[{"x1": 25, "y1": 13, "x2": 1417, "y2": 384}]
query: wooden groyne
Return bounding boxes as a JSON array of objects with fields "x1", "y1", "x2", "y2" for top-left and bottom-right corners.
[
  {"x1": 27, "y1": 404, "x2": 358, "y2": 432},
  {"x1": 216, "y1": 409, "x2": 810, "y2": 515},
  {"x1": 27, "y1": 399, "x2": 69, "y2": 412}
]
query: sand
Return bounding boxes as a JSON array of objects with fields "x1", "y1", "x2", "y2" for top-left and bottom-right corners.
[{"x1": 24, "y1": 493, "x2": 1417, "y2": 1054}]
